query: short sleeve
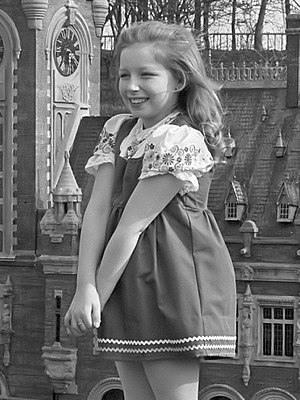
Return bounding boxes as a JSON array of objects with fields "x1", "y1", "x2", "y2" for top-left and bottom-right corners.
[
  {"x1": 85, "y1": 114, "x2": 132, "y2": 176},
  {"x1": 140, "y1": 124, "x2": 214, "y2": 194}
]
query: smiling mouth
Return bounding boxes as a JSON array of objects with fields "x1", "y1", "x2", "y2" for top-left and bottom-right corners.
[{"x1": 129, "y1": 98, "x2": 148, "y2": 105}]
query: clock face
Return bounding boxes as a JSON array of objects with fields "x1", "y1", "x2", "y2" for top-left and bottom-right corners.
[
  {"x1": 54, "y1": 26, "x2": 80, "y2": 76},
  {"x1": 0, "y1": 35, "x2": 4, "y2": 64}
]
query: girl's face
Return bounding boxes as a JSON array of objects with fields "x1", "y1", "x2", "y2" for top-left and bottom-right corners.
[{"x1": 118, "y1": 43, "x2": 180, "y2": 128}]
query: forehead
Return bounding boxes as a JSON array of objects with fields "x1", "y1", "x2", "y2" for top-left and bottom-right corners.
[{"x1": 119, "y1": 43, "x2": 163, "y2": 69}]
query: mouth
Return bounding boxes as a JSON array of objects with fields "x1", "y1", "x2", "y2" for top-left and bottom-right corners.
[{"x1": 128, "y1": 97, "x2": 148, "y2": 105}]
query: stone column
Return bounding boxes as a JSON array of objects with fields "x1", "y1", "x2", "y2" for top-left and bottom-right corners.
[{"x1": 286, "y1": 14, "x2": 300, "y2": 108}]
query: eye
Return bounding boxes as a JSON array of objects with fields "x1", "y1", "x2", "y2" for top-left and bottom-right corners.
[
  {"x1": 142, "y1": 72, "x2": 155, "y2": 76},
  {"x1": 119, "y1": 72, "x2": 129, "y2": 79}
]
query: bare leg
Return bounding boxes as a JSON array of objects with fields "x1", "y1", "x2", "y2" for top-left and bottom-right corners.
[
  {"x1": 115, "y1": 361, "x2": 156, "y2": 400},
  {"x1": 143, "y1": 358, "x2": 200, "y2": 400}
]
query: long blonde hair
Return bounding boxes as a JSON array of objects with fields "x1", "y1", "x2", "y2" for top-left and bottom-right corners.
[{"x1": 114, "y1": 20, "x2": 229, "y2": 161}]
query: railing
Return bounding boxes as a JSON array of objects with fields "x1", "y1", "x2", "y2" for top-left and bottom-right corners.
[
  {"x1": 209, "y1": 61, "x2": 287, "y2": 82},
  {"x1": 209, "y1": 32, "x2": 286, "y2": 51},
  {"x1": 101, "y1": 35, "x2": 115, "y2": 51},
  {"x1": 101, "y1": 32, "x2": 286, "y2": 52},
  {"x1": 101, "y1": 34, "x2": 287, "y2": 83}
]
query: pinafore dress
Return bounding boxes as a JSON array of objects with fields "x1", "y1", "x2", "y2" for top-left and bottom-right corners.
[{"x1": 85, "y1": 113, "x2": 236, "y2": 361}]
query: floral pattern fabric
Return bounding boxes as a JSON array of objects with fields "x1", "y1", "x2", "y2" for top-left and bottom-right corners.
[
  {"x1": 85, "y1": 114, "x2": 133, "y2": 176},
  {"x1": 85, "y1": 114, "x2": 215, "y2": 194},
  {"x1": 140, "y1": 124, "x2": 215, "y2": 193}
]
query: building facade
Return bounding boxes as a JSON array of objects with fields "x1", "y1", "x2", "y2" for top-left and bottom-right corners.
[{"x1": 0, "y1": 1, "x2": 300, "y2": 399}]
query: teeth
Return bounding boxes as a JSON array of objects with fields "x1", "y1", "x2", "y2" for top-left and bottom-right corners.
[{"x1": 130, "y1": 98, "x2": 147, "y2": 104}]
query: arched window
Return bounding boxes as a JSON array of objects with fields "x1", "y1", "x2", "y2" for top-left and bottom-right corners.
[
  {"x1": 102, "y1": 389, "x2": 124, "y2": 400},
  {"x1": 211, "y1": 397, "x2": 231, "y2": 400},
  {"x1": 88, "y1": 377, "x2": 124, "y2": 400},
  {"x1": 199, "y1": 384, "x2": 244, "y2": 400},
  {"x1": 0, "y1": 11, "x2": 20, "y2": 256},
  {"x1": 251, "y1": 388, "x2": 297, "y2": 400}
]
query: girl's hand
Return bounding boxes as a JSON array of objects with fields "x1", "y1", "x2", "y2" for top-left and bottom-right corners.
[{"x1": 64, "y1": 283, "x2": 101, "y2": 337}]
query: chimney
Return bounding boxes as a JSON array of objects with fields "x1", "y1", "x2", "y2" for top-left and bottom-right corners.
[{"x1": 286, "y1": 14, "x2": 300, "y2": 108}]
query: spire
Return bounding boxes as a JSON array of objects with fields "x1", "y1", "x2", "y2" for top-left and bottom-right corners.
[
  {"x1": 40, "y1": 151, "x2": 82, "y2": 244},
  {"x1": 274, "y1": 127, "x2": 286, "y2": 158},
  {"x1": 53, "y1": 151, "x2": 82, "y2": 199}
]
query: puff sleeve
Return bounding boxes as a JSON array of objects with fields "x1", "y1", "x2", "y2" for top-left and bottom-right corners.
[
  {"x1": 140, "y1": 124, "x2": 215, "y2": 194},
  {"x1": 85, "y1": 114, "x2": 133, "y2": 175}
]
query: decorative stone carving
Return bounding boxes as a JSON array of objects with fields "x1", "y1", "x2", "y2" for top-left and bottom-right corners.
[
  {"x1": 92, "y1": 0, "x2": 109, "y2": 37},
  {"x1": 65, "y1": 0, "x2": 78, "y2": 26},
  {"x1": 240, "y1": 284, "x2": 254, "y2": 386},
  {"x1": 241, "y1": 264, "x2": 254, "y2": 281},
  {"x1": 59, "y1": 84, "x2": 79, "y2": 102},
  {"x1": 240, "y1": 220, "x2": 258, "y2": 257},
  {"x1": 42, "y1": 341, "x2": 78, "y2": 394},
  {"x1": 0, "y1": 276, "x2": 13, "y2": 367},
  {"x1": 21, "y1": 0, "x2": 48, "y2": 30},
  {"x1": 40, "y1": 151, "x2": 82, "y2": 243}
]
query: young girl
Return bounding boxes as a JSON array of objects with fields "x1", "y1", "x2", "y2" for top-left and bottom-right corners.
[{"x1": 64, "y1": 20, "x2": 236, "y2": 400}]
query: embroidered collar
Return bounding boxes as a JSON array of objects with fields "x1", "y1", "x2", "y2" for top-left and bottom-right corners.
[{"x1": 124, "y1": 111, "x2": 180, "y2": 158}]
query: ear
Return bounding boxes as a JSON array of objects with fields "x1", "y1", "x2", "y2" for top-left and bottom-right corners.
[{"x1": 176, "y1": 72, "x2": 186, "y2": 92}]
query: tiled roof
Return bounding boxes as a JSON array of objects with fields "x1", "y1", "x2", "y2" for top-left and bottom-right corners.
[
  {"x1": 228, "y1": 180, "x2": 248, "y2": 204},
  {"x1": 276, "y1": 181, "x2": 299, "y2": 206},
  {"x1": 209, "y1": 88, "x2": 300, "y2": 236}
]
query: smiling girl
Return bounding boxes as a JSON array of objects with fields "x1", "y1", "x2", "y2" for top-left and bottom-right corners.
[{"x1": 65, "y1": 21, "x2": 236, "y2": 400}]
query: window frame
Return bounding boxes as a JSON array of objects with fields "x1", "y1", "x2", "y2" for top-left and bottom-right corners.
[
  {"x1": 226, "y1": 201, "x2": 238, "y2": 220},
  {"x1": 255, "y1": 296, "x2": 296, "y2": 364},
  {"x1": 278, "y1": 203, "x2": 290, "y2": 221}
]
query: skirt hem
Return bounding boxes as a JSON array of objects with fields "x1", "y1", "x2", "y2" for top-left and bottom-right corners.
[{"x1": 94, "y1": 335, "x2": 236, "y2": 361}]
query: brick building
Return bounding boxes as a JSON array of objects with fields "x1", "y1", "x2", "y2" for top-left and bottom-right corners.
[{"x1": 1, "y1": 1, "x2": 300, "y2": 399}]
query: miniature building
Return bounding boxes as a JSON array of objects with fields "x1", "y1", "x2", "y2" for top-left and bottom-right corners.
[
  {"x1": 274, "y1": 128, "x2": 287, "y2": 158},
  {"x1": 1, "y1": 2, "x2": 300, "y2": 400},
  {"x1": 225, "y1": 180, "x2": 248, "y2": 222},
  {"x1": 276, "y1": 180, "x2": 299, "y2": 223}
]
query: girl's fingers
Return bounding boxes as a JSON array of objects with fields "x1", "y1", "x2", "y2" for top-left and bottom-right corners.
[
  {"x1": 92, "y1": 301, "x2": 101, "y2": 328},
  {"x1": 69, "y1": 316, "x2": 87, "y2": 336},
  {"x1": 65, "y1": 311, "x2": 97, "y2": 336},
  {"x1": 64, "y1": 311, "x2": 72, "y2": 335}
]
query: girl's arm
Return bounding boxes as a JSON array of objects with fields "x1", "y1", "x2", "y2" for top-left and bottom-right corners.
[
  {"x1": 96, "y1": 173, "x2": 184, "y2": 310},
  {"x1": 64, "y1": 162, "x2": 115, "y2": 336}
]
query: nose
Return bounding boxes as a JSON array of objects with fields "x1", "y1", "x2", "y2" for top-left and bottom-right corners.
[{"x1": 127, "y1": 76, "x2": 140, "y2": 92}]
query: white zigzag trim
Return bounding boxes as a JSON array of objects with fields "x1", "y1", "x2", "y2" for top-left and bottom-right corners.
[
  {"x1": 97, "y1": 335, "x2": 236, "y2": 346},
  {"x1": 97, "y1": 343, "x2": 236, "y2": 354}
]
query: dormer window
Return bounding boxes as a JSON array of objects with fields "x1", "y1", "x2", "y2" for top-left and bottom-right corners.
[
  {"x1": 276, "y1": 181, "x2": 298, "y2": 223},
  {"x1": 227, "y1": 201, "x2": 238, "y2": 219},
  {"x1": 225, "y1": 180, "x2": 248, "y2": 221},
  {"x1": 278, "y1": 203, "x2": 290, "y2": 220}
]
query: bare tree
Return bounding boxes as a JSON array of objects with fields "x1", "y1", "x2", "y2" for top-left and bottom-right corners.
[
  {"x1": 104, "y1": 0, "x2": 294, "y2": 52},
  {"x1": 203, "y1": 0, "x2": 210, "y2": 50},
  {"x1": 254, "y1": 0, "x2": 269, "y2": 51},
  {"x1": 231, "y1": 0, "x2": 237, "y2": 50},
  {"x1": 194, "y1": 0, "x2": 201, "y2": 31}
]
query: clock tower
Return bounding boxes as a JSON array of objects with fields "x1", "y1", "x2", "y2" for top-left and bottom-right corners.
[
  {"x1": 54, "y1": 26, "x2": 81, "y2": 77},
  {"x1": 45, "y1": 1, "x2": 97, "y2": 190}
]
